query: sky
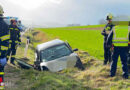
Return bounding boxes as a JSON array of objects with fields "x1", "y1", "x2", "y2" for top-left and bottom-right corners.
[{"x1": 0, "y1": 0, "x2": 130, "y2": 27}]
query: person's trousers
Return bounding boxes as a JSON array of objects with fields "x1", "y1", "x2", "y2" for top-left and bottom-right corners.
[
  {"x1": 110, "y1": 47, "x2": 128, "y2": 77},
  {"x1": 127, "y1": 52, "x2": 130, "y2": 73},
  {"x1": 0, "y1": 58, "x2": 7, "y2": 82},
  {"x1": 10, "y1": 42, "x2": 18, "y2": 63},
  {"x1": 104, "y1": 42, "x2": 111, "y2": 64}
]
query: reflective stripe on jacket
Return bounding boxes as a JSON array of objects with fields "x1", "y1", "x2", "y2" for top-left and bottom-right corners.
[{"x1": 112, "y1": 26, "x2": 129, "y2": 46}]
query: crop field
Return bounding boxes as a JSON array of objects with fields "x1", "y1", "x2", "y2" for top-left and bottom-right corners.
[{"x1": 37, "y1": 25, "x2": 105, "y2": 60}]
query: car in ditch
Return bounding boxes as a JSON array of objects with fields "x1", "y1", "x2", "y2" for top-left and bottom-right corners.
[{"x1": 34, "y1": 39, "x2": 84, "y2": 72}]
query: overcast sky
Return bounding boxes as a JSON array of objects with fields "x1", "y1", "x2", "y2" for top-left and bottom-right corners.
[{"x1": 0, "y1": 0, "x2": 130, "y2": 27}]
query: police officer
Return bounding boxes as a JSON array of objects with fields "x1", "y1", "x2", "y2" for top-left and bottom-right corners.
[
  {"x1": 107, "y1": 23, "x2": 129, "y2": 79},
  {"x1": 0, "y1": 5, "x2": 10, "y2": 88},
  {"x1": 8, "y1": 19, "x2": 21, "y2": 65},
  {"x1": 101, "y1": 14, "x2": 114, "y2": 65}
]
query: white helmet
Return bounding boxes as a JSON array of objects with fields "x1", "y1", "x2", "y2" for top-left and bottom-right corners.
[{"x1": 0, "y1": 5, "x2": 4, "y2": 15}]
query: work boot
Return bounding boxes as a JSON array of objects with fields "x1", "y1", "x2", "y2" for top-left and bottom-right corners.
[
  {"x1": 123, "y1": 76, "x2": 129, "y2": 79},
  {"x1": 110, "y1": 75, "x2": 115, "y2": 77},
  {"x1": 0, "y1": 82, "x2": 5, "y2": 89}
]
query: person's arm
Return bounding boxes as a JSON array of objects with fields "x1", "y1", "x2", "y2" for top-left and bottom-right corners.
[
  {"x1": 129, "y1": 32, "x2": 130, "y2": 42},
  {"x1": 106, "y1": 30, "x2": 113, "y2": 47},
  {"x1": 7, "y1": 25, "x2": 11, "y2": 59},
  {"x1": 128, "y1": 32, "x2": 130, "y2": 50},
  {"x1": 101, "y1": 24, "x2": 108, "y2": 36},
  {"x1": 17, "y1": 29, "x2": 21, "y2": 43},
  {"x1": 8, "y1": 25, "x2": 12, "y2": 43},
  {"x1": 101, "y1": 29, "x2": 106, "y2": 36},
  {"x1": 101, "y1": 27, "x2": 107, "y2": 36}
]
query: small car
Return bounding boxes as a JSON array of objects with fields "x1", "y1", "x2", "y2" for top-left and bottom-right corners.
[{"x1": 34, "y1": 39, "x2": 84, "y2": 72}]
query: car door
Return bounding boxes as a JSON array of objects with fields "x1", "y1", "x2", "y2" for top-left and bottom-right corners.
[
  {"x1": 66, "y1": 53, "x2": 77, "y2": 68},
  {"x1": 45, "y1": 56, "x2": 67, "y2": 72}
]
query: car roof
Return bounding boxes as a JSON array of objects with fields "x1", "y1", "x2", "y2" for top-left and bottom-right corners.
[{"x1": 36, "y1": 39, "x2": 65, "y2": 51}]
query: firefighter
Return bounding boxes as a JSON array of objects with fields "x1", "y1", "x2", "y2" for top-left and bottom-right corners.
[
  {"x1": 107, "y1": 24, "x2": 129, "y2": 79},
  {"x1": 8, "y1": 19, "x2": 21, "y2": 65},
  {"x1": 0, "y1": 5, "x2": 10, "y2": 88},
  {"x1": 101, "y1": 13, "x2": 114, "y2": 65}
]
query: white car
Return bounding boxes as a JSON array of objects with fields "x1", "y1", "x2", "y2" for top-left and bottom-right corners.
[{"x1": 34, "y1": 39, "x2": 84, "y2": 72}]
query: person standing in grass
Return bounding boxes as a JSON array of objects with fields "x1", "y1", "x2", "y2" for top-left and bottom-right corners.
[
  {"x1": 101, "y1": 14, "x2": 114, "y2": 65},
  {"x1": 7, "y1": 19, "x2": 21, "y2": 65},
  {"x1": 107, "y1": 22, "x2": 129, "y2": 79},
  {"x1": 0, "y1": 5, "x2": 10, "y2": 89}
]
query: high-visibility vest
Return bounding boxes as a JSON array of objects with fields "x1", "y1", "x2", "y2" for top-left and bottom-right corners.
[{"x1": 112, "y1": 25, "x2": 129, "y2": 46}]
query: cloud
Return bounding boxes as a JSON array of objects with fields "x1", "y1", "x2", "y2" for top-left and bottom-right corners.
[
  {"x1": 49, "y1": 0, "x2": 63, "y2": 4},
  {"x1": 1, "y1": 0, "x2": 130, "y2": 27},
  {"x1": 4, "y1": 0, "x2": 63, "y2": 10},
  {"x1": 6, "y1": 0, "x2": 45, "y2": 10}
]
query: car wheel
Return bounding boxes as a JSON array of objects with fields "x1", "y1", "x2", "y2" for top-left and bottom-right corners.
[
  {"x1": 42, "y1": 66, "x2": 49, "y2": 71},
  {"x1": 75, "y1": 56, "x2": 85, "y2": 70},
  {"x1": 34, "y1": 62, "x2": 41, "y2": 71},
  {"x1": 34, "y1": 65, "x2": 41, "y2": 71}
]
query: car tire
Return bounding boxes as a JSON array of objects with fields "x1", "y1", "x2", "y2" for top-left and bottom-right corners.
[
  {"x1": 75, "y1": 56, "x2": 85, "y2": 70},
  {"x1": 34, "y1": 61, "x2": 41, "y2": 71},
  {"x1": 34, "y1": 64, "x2": 41, "y2": 71},
  {"x1": 42, "y1": 66, "x2": 49, "y2": 71}
]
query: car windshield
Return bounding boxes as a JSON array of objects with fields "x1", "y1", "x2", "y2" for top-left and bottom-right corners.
[{"x1": 40, "y1": 44, "x2": 72, "y2": 62}]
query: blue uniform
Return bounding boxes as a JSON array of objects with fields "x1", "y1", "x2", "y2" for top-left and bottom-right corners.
[
  {"x1": 8, "y1": 24, "x2": 21, "y2": 64},
  {"x1": 0, "y1": 17, "x2": 10, "y2": 82}
]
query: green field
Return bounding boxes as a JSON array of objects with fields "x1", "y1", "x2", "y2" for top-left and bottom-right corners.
[
  {"x1": 44, "y1": 24, "x2": 105, "y2": 29},
  {"x1": 37, "y1": 25, "x2": 104, "y2": 60}
]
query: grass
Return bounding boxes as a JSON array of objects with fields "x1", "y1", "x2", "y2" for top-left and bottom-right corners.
[{"x1": 19, "y1": 69, "x2": 89, "y2": 90}]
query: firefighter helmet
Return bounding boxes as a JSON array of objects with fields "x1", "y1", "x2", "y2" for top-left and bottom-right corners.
[
  {"x1": 106, "y1": 13, "x2": 113, "y2": 20},
  {"x1": 10, "y1": 19, "x2": 17, "y2": 24}
]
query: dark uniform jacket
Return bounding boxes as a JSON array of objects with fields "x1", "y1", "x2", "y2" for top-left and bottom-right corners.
[
  {"x1": 9, "y1": 25, "x2": 21, "y2": 42},
  {"x1": 0, "y1": 17, "x2": 10, "y2": 58},
  {"x1": 101, "y1": 23, "x2": 114, "y2": 42}
]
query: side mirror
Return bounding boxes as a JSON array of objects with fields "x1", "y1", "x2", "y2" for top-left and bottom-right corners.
[{"x1": 73, "y1": 48, "x2": 78, "y2": 52}]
